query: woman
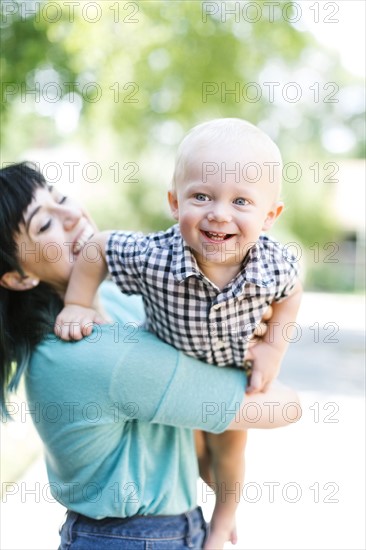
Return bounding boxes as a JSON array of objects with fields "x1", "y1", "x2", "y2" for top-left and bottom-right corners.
[{"x1": 0, "y1": 162, "x2": 301, "y2": 549}]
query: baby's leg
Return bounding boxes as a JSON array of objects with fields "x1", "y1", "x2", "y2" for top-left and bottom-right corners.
[{"x1": 203, "y1": 430, "x2": 247, "y2": 549}]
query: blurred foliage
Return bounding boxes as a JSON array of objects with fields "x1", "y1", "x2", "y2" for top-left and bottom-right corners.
[{"x1": 1, "y1": 0, "x2": 365, "y2": 290}]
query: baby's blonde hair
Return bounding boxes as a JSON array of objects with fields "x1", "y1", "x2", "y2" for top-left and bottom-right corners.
[{"x1": 172, "y1": 118, "x2": 283, "y2": 196}]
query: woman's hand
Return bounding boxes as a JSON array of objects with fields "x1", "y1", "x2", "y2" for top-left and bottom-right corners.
[
  {"x1": 251, "y1": 305, "x2": 273, "y2": 340},
  {"x1": 245, "y1": 340, "x2": 282, "y2": 394},
  {"x1": 243, "y1": 304, "x2": 275, "y2": 393}
]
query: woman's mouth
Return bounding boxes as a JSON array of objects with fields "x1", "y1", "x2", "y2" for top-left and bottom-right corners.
[
  {"x1": 72, "y1": 225, "x2": 95, "y2": 254},
  {"x1": 201, "y1": 230, "x2": 235, "y2": 242}
]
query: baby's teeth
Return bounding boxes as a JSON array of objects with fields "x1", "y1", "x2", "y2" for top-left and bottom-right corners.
[{"x1": 207, "y1": 232, "x2": 226, "y2": 240}]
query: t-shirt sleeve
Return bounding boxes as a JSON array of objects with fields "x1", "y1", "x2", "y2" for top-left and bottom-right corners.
[
  {"x1": 105, "y1": 230, "x2": 146, "y2": 294},
  {"x1": 109, "y1": 331, "x2": 247, "y2": 434}
]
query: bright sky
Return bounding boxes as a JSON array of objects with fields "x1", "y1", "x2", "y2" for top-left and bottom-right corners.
[{"x1": 301, "y1": 0, "x2": 365, "y2": 78}]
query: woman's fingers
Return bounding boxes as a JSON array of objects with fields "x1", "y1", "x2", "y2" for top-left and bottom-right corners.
[
  {"x1": 252, "y1": 321, "x2": 268, "y2": 337},
  {"x1": 262, "y1": 305, "x2": 273, "y2": 321}
]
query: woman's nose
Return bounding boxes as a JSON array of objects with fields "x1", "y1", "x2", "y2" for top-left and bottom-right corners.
[
  {"x1": 61, "y1": 204, "x2": 82, "y2": 229},
  {"x1": 207, "y1": 204, "x2": 232, "y2": 223}
]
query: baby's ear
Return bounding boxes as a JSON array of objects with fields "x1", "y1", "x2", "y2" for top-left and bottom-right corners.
[
  {"x1": 262, "y1": 201, "x2": 284, "y2": 231},
  {"x1": 168, "y1": 190, "x2": 179, "y2": 220}
]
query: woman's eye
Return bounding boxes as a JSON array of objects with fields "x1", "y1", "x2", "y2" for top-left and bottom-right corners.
[
  {"x1": 36, "y1": 195, "x2": 67, "y2": 233},
  {"x1": 39, "y1": 220, "x2": 51, "y2": 233},
  {"x1": 234, "y1": 197, "x2": 248, "y2": 206},
  {"x1": 194, "y1": 193, "x2": 210, "y2": 202}
]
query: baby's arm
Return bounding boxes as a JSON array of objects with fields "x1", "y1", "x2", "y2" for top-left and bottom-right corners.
[
  {"x1": 55, "y1": 231, "x2": 111, "y2": 341},
  {"x1": 246, "y1": 279, "x2": 303, "y2": 393}
]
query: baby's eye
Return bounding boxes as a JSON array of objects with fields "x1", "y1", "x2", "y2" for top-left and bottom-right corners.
[
  {"x1": 58, "y1": 195, "x2": 67, "y2": 204},
  {"x1": 234, "y1": 197, "x2": 248, "y2": 206},
  {"x1": 194, "y1": 193, "x2": 210, "y2": 202}
]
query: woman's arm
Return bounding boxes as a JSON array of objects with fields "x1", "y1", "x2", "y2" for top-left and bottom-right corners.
[
  {"x1": 33, "y1": 286, "x2": 301, "y2": 435},
  {"x1": 227, "y1": 380, "x2": 301, "y2": 430},
  {"x1": 109, "y1": 328, "x2": 301, "y2": 434}
]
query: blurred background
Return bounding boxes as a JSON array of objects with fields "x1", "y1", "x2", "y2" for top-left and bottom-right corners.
[
  {"x1": 1, "y1": 1, "x2": 365, "y2": 549},
  {"x1": 1, "y1": 0, "x2": 365, "y2": 292}
]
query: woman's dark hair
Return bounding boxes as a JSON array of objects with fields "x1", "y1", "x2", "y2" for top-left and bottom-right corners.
[{"x1": 0, "y1": 162, "x2": 63, "y2": 417}]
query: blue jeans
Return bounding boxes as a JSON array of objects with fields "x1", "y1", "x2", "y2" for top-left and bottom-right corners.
[{"x1": 59, "y1": 507, "x2": 208, "y2": 549}]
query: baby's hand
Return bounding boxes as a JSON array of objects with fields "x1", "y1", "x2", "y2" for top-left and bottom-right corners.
[
  {"x1": 244, "y1": 340, "x2": 282, "y2": 394},
  {"x1": 203, "y1": 522, "x2": 237, "y2": 549},
  {"x1": 55, "y1": 304, "x2": 107, "y2": 341}
]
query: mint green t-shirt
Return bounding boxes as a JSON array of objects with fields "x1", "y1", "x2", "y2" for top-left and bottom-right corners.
[{"x1": 25, "y1": 283, "x2": 247, "y2": 519}]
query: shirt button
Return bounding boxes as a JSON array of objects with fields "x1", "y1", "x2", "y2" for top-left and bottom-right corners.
[{"x1": 213, "y1": 304, "x2": 222, "y2": 310}]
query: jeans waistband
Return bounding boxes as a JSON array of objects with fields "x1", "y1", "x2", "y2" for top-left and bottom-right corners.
[{"x1": 62, "y1": 506, "x2": 205, "y2": 547}]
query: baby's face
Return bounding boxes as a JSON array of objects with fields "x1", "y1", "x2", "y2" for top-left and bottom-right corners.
[{"x1": 168, "y1": 143, "x2": 283, "y2": 270}]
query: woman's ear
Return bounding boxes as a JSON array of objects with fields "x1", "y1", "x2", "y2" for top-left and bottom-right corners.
[
  {"x1": 262, "y1": 201, "x2": 284, "y2": 231},
  {"x1": 168, "y1": 190, "x2": 179, "y2": 221},
  {"x1": 0, "y1": 271, "x2": 40, "y2": 291}
]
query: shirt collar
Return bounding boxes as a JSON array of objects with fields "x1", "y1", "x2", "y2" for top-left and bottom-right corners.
[
  {"x1": 172, "y1": 229, "x2": 202, "y2": 282},
  {"x1": 171, "y1": 228, "x2": 275, "y2": 288}
]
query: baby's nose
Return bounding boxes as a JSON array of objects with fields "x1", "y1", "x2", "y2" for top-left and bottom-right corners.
[{"x1": 207, "y1": 205, "x2": 232, "y2": 223}]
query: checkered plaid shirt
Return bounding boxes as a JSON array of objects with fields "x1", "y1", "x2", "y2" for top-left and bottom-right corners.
[{"x1": 106, "y1": 225, "x2": 299, "y2": 368}]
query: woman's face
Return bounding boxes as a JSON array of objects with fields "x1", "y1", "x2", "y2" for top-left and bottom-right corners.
[{"x1": 15, "y1": 186, "x2": 97, "y2": 295}]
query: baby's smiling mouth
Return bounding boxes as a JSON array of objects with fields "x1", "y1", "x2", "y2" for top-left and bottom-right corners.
[{"x1": 201, "y1": 230, "x2": 235, "y2": 242}]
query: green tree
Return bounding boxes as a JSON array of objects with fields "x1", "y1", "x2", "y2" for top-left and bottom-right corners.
[{"x1": 1, "y1": 1, "x2": 364, "y2": 289}]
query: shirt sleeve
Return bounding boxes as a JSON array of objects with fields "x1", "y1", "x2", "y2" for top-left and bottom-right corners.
[
  {"x1": 265, "y1": 238, "x2": 300, "y2": 302},
  {"x1": 109, "y1": 330, "x2": 247, "y2": 434},
  {"x1": 273, "y1": 259, "x2": 299, "y2": 302},
  {"x1": 106, "y1": 230, "x2": 147, "y2": 294}
]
